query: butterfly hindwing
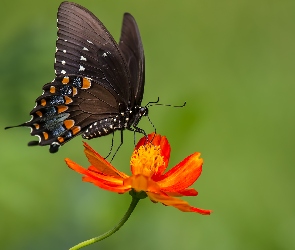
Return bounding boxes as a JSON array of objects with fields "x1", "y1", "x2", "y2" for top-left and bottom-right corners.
[{"x1": 26, "y1": 75, "x2": 119, "y2": 150}]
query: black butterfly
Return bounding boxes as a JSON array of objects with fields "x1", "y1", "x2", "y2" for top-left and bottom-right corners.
[{"x1": 5, "y1": 1, "x2": 148, "y2": 153}]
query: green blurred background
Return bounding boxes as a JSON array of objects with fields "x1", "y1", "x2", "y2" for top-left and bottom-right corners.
[{"x1": 1, "y1": 0, "x2": 294, "y2": 249}]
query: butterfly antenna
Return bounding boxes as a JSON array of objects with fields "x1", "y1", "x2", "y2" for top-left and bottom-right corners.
[
  {"x1": 145, "y1": 97, "x2": 186, "y2": 131},
  {"x1": 145, "y1": 97, "x2": 160, "y2": 107},
  {"x1": 147, "y1": 98, "x2": 186, "y2": 108}
]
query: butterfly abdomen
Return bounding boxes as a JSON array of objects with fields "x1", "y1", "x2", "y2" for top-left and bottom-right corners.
[
  {"x1": 82, "y1": 118, "x2": 118, "y2": 139},
  {"x1": 82, "y1": 109, "x2": 135, "y2": 140}
]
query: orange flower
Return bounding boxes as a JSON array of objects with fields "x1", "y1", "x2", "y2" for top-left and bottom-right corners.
[{"x1": 65, "y1": 133, "x2": 211, "y2": 215}]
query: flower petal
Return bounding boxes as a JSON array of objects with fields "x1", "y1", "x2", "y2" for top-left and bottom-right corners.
[
  {"x1": 65, "y1": 158, "x2": 89, "y2": 176},
  {"x1": 83, "y1": 142, "x2": 129, "y2": 179},
  {"x1": 135, "y1": 133, "x2": 153, "y2": 149},
  {"x1": 86, "y1": 166, "x2": 125, "y2": 185},
  {"x1": 166, "y1": 188, "x2": 198, "y2": 197},
  {"x1": 82, "y1": 176, "x2": 131, "y2": 193},
  {"x1": 124, "y1": 175, "x2": 161, "y2": 193},
  {"x1": 157, "y1": 153, "x2": 203, "y2": 193},
  {"x1": 65, "y1": 158, "x2": 130, "y2": 193},
  {"x1": 147, "y1": 192, "x2": 211, "y2": 215}
]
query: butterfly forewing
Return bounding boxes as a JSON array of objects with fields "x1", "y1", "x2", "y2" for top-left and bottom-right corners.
[
  {"x1": 55, "y1": 2, "x2": 131, "y2": 102},
  {"x1": 119, "y1": 13, "x2": 145, "y2": 106}
]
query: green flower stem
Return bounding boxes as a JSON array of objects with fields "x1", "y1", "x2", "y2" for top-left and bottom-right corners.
[{"x1": 69, "y1": 196, "x2": 140, "y2": 250}]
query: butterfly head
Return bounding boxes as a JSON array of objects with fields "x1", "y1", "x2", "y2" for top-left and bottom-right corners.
[{"x1": 138, "y1": 106, "x2": 148, "y2": 117}]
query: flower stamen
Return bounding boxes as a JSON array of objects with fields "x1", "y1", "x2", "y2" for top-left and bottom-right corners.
[{"x1": 130, "y1": 144, "x2": 164, "y2": 177}]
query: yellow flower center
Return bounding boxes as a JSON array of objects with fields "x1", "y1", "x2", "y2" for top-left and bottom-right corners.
[{"x1": 130, "y1": 144, "x2": 164, "y2": 177}]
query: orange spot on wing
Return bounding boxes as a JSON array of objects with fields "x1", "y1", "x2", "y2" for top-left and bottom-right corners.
[
  {"x1": 50, "y1": 86, "x2": 56, "y2": 93},
  {"x1": 41, "y1": 99, "x2": 46, "y2": 106},
  {"x1": 57, "y1": 105, "x2": 68, "y2": 113},
  {"x1": 64, "y1": 96, "x2": 73, "y2": 104},
  {"x1": 36, "y1": 111, "x2": 42, "y2": 117},
  {"x1": 64, "y1": 119, "x2": 75, "y2": 129},
  {"x1": 82, "y1": 78, "x2": 91, "y2": 89},
  {"x1": 58, "y1": 137, "x2": 65, "y2": 143},
  {"x1": 33, "y1": 123, "x2": 40, "y2": 129},
  {"x1": 43, "y1": 132, "x2": 49, "y2": 140},
  {"x1": 62, "y1": 76, "x2": 69, "y2": 84},
  {"x1": 71, "y1": 126, "x2": 81, "y2": 135},
  {"x1": 73, "y1": 87, "x2": 77, "y2": 96}
]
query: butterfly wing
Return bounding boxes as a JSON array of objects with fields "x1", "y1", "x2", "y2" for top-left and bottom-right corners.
[
  {"x1": 119, "y1": 13, "x2": 145, "y2": 107},
  {"x1": 55, "y1": 2, "x2": 131, "y2": 102},
  {"x1": 6, "y1": 2, "x2": 134, "y2": 153},
  {"x1": 26, "y1": 75, "x2": 120, "y2": 152}
]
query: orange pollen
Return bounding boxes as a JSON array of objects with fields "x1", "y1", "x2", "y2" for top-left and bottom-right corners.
[{"x1": 130, "y1": 144, "x2": 164, "y2": 177}]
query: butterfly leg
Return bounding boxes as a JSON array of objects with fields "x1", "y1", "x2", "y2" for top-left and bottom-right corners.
[
  {"x1": 130, "y1": 125, "x2": 150, "y2": 145},
  {"x1": 104, "y1": 131, "x2": 115, "y2": 159},
  {"x1": 133, "y1": 130, "x2": 137, "y2": 146},
  {"x1": 147, "y1": 115, "x2": 157, "y2": 134},
  {"x1": 109, "y1": 130, "x2": 124, "y2": 162}
]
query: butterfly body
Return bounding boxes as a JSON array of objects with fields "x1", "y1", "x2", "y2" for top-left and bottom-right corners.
[{"x1": 5, "y1": 2, "x2": 147, "y2": 153}]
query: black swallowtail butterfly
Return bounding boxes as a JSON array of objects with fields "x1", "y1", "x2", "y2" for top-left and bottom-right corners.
[{"x1": 5, "y1": 1, "x2": 148, "y2": 153}]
